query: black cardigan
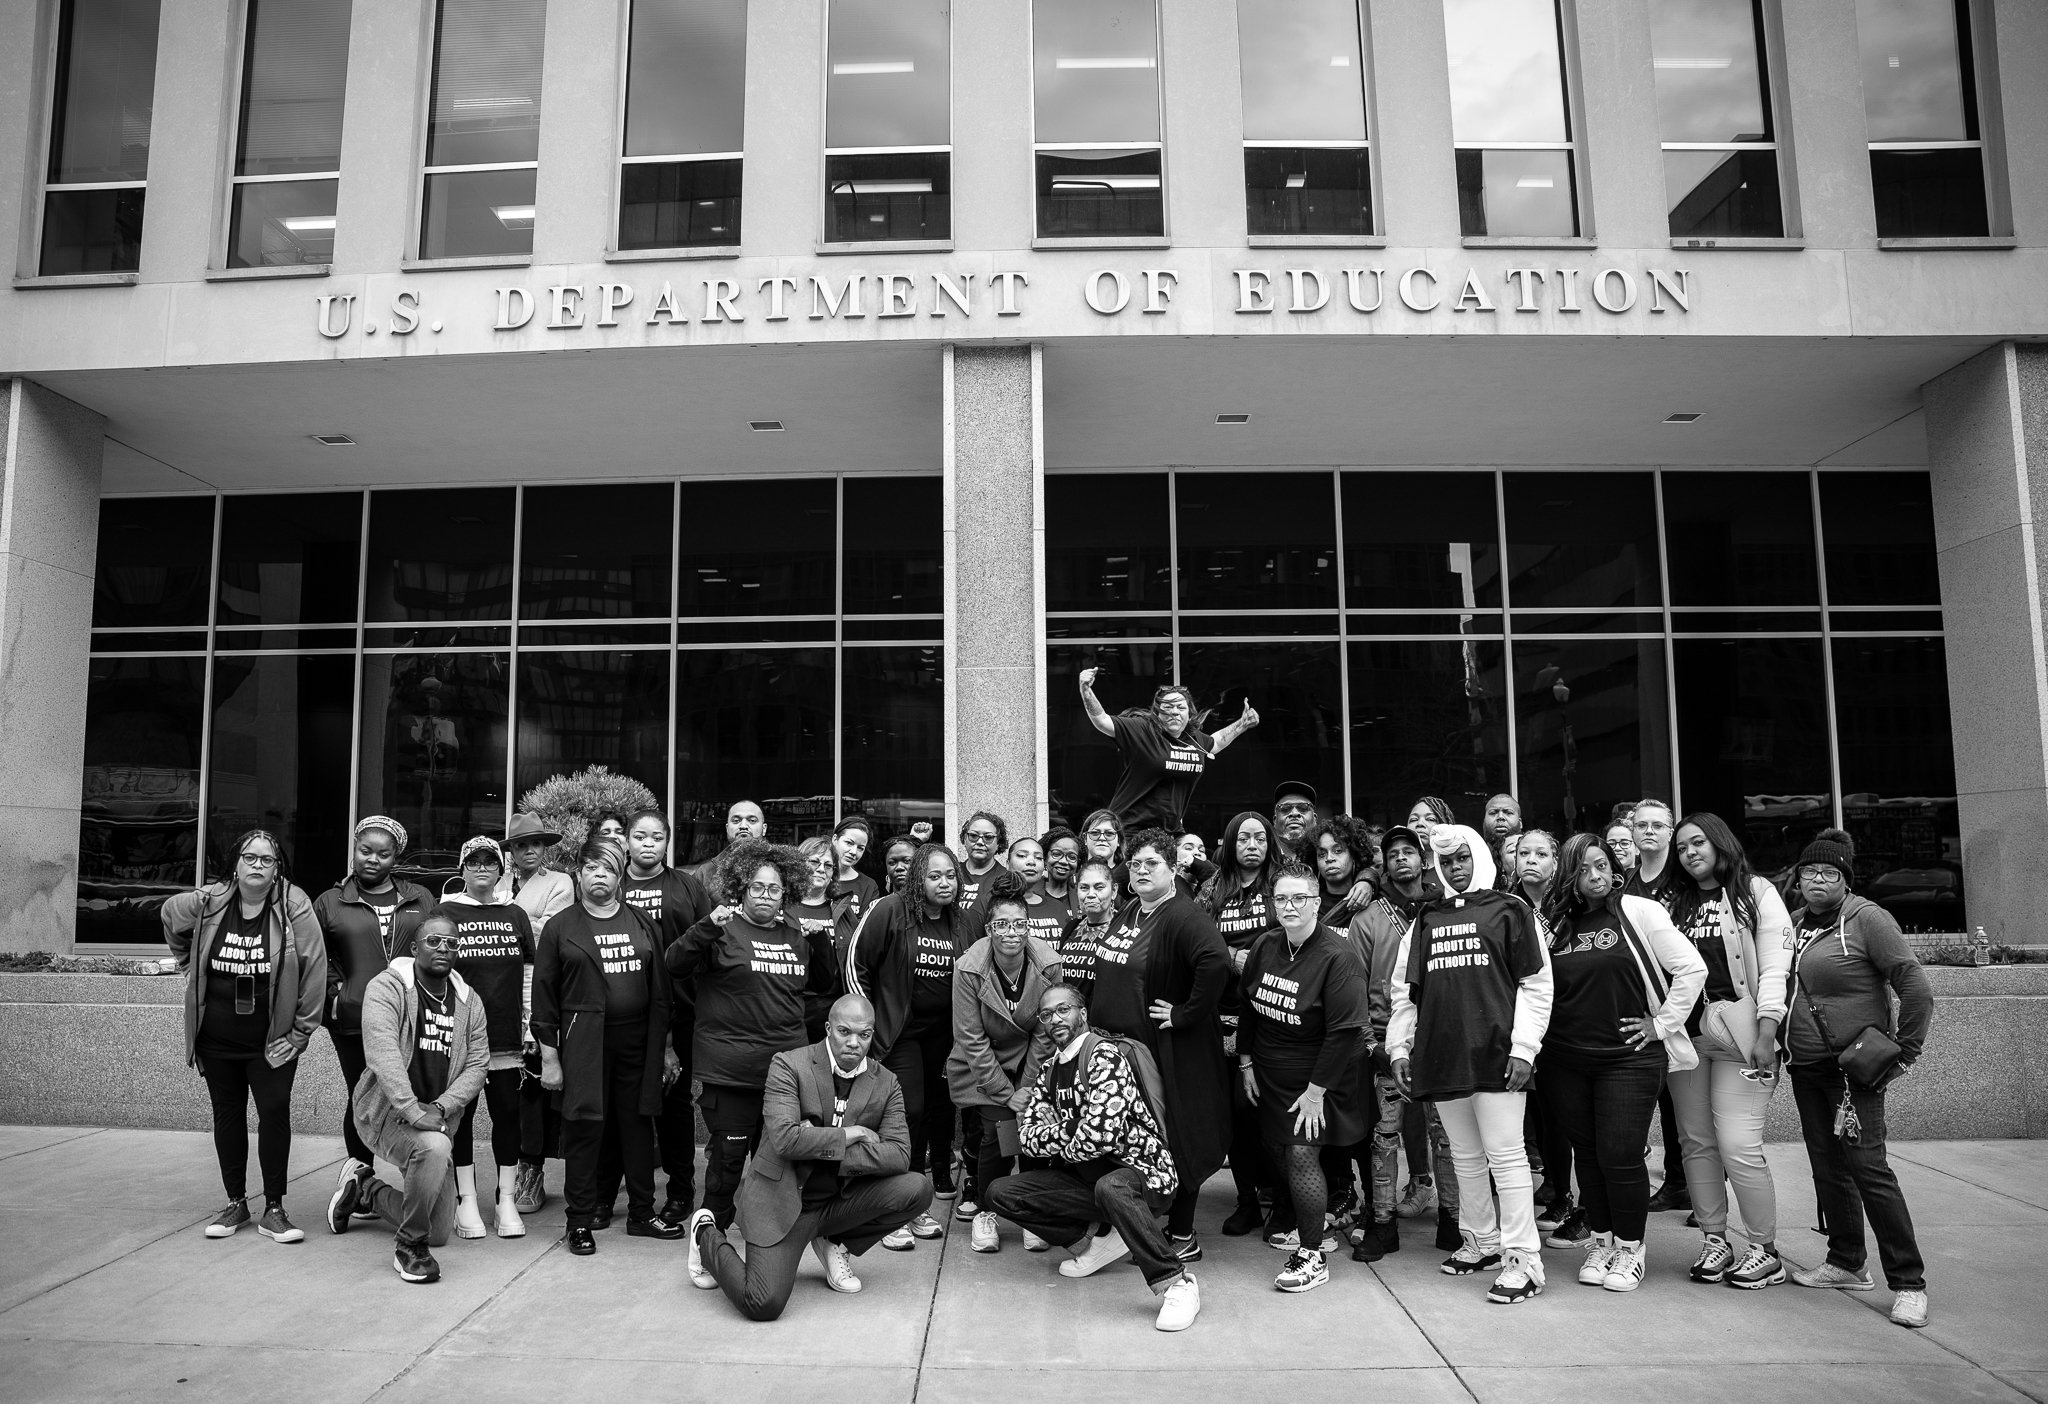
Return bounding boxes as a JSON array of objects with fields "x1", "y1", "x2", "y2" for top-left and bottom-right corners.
[{"x1": 530, "y1": 902, "x2": 672, "y2": 1122}]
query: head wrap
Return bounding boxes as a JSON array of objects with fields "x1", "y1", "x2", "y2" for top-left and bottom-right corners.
[
  {"x1": 1428, "y1": 823, "x2": 1497, "y2": 895},
  {"x1": 459, "y1": 835, "x2": 505, "y2": 871},
  {"x1": 354, "y1": 815, "x2": 408, "y2": 855}
]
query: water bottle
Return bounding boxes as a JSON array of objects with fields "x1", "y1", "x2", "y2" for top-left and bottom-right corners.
[{"x1": 1972, "y1": 925, "x2": 1992, "y2": 967}]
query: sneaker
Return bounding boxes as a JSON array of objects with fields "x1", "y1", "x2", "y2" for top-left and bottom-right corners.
[
  {"x1": 1265, "y1": 1226, "x2": 1338, "y2": 1253},
  {"x1": 1602, "y1": 1240, "x2": 1648, "y2": 1293},
  {"x1": 1726, "y1": 1243, "x2": 1786, "y2": 1290},
  {"x1": 1275, "y1": 1247, "x2": 1330, "y2": 1293},
  {"x1": 627, "y1": 1213, "x2": 687, "y2": 1240},
  {"x1": 1327, "y1": 1188, "x2": 1361, "y2": 1232},
  {"x1": 1350, "y1": 1216, "x2": 1399, "y2": 1263},
  {"x1": 1395, "y1": 1177, "x2": 1437, "y2": 1220},
  {"x1": 1890, "y1": 1288, "x2": 1929, "y2": 1328},
  {"x1": 1488, "y1": 1250, "x2": 1545, "y2": 1304},
  {"x1": 512, "y1": 1163, "x2": 546, "y2": 1215},
  {"x1": 953, "y1": 1198, "x2": 980, "y2": 1222},
  {"x1": 205, "y1": 1199, "x2": 250, "y2": 1238},
  {"x1": 1536, "y1": 1199, "x2": 1566, "y2": 1234},
  {"x1": 1690, "y1": 1233, "x2": 1735, "y2": 1283},
  {"x1": 813, "y1": 1237, "x2": 863, "y2": 1293},
  {"x1": 685, "y1": 1209, "x2": 718, "y2": 1289},
  {"x1": 341, "y1": 1159, "x2": 379, "y2": 1219},
  {"x1": 909, "y1": 1212, "x2": 946, "y2": 1240},
  {"x1": 1059, "y1": 1227, "x2": 1131, "y2": 1278},
  {"x1": 1645, "y1": 1180, "x2": 1692, "y2": 1213},
  {"x1": 1155, "y1": 1272, "x2": 1201, "y2": 1332},
  {"x1": 326, "y1": 1174, "x2": 362, "y2": 1235},
  {"x1": 971, "y1": 1212, "x2": 1001, "y2": 1253},
  {"x1": 1792, "y1": 1261, "x2": 1874, "y2": 1291},
  {"x1": 931, "y1": 1184, "x2": 959, "y2": 1201},
  {"x1": 1543, "y1": 1206, "x2": 1590, "y2": 1250},
  {"x1": 880, "y1": 1226, "x2": 916, "y2": 1252},
  {"x1": 454, "y1": 1196, "x2": 486, "y2": 1241},
  {"x1": 1022, "y1": 1229, "x2": 1050, "y2": 1252},
  {"x1": 1578, "y1": 1232, "x2": 1618, "y2": 1286},
  {"x1": 393, "y1": 1239, "x2": 440, "y2": 1283},
  {"x1": 1169, "y1": 1232, "x2": 1203, "y2": 1263},
  {"x1": 1435, "y1": 1206, "x2": 1463, "y2": 1253},
  {"x1": 1441, "y1": 1244, "x2": 1502, "y2": 1276},
  {"x1": 257, "y1": 1204, "x2": 304, "y2": 1244},
  {"x1": 1221, "y1": 1200, "x2": 1264, "y2": 1237},
  {"x1": 563, "y1": 1225, "x2": 596, "y2": 1256}
]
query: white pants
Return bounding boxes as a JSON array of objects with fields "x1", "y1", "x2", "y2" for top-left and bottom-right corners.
[
  {"x1": 1668, "y1": 1059, "x2": 1778, "y2": 1245},
  {"x1": 1435, "y1": 1090, "x2": 1541, "y2": 1262}
]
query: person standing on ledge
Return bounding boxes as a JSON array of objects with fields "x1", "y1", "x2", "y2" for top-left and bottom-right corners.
[{"x1": 1079, "y1": 670, "x2": 1259, "y2": 833}]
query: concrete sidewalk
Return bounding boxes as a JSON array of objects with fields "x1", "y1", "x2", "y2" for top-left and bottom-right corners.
[{"x1": 0, "y1": 1127, "x2": 2040, "y2": 1404}]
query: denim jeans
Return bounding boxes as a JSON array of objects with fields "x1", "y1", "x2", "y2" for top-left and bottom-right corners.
[
  {"x1": 1369, "y1": 1074, "x2": 1457, "y2": 1218},
  {"x1": 986, "y1": 1161, "x2": 1183, "y2": 1292},
  {"x1": 1538, "y1": 1047, "x2": 1665, "y2": 1242},
  {"x1": 359, "y1": 1108, "x2": 457, "y2": 1248},
  {"x1": 1789, "y1": 1060, "x2": 1925, "y2": 1291}
]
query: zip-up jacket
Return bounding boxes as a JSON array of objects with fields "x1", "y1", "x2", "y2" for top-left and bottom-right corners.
[
  {"x1": 530, "y1": 902, "x2": 673, "y2": 1122},
  {"x1": 844, "y1": 891, "x2": 984, "y2": 1057},
  {"x1": 945, "y1": 935, "x2": 1063, "y2": 1109},
  {"x1": 351, "y1": 957, "x2": 489, "y2": 1132},
  {"x1": 163, "y1": 881, "x2": 326, "y2": 1068},
  {"x1": 1787, "y1": 893, "x2": 1934, "y2": 1066},
  {"x1": 311, "y1": 876, "x2": 433, "y2": 1032}
]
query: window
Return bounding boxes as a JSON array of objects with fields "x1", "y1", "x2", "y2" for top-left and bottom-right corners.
[
  {"x1": 826, "y1": 0, "x2": 950, "y2": 243},
  {"x1": 618, "y1": 0, "x2": 746, "y2": 251},
  {"x1": 1854, "y1": 0, "x2": 1989, "y2": 238},
  {"x1": 226, "y1": 0, "x2": 352, "y2": 268},
  {"x1": 1441, "y1": 0, "x2": 1579, "y2": 238},
  {"x1": 1649, "y1": 0, "x2": 1783, "y2": 240},
  {"x1": 1236, "y1": 0, "x2": 1372, "y2": 237},
  {"x1": 419, "y1": 0, "x2": 545, "y2": 260},
  {"x1": 39, "y1": 0, "x2": 160, "y2": 274},
  {"x1": 1032, "y1": 0, "x2": 1163, "y2": 238}
]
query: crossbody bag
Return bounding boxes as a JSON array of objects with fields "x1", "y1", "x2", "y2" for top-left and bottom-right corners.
[{"x1": 1791, "y1": 921, "x2": 1902, "y2": 1142}]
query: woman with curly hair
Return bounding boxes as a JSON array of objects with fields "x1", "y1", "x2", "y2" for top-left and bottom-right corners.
[
  {"x1": 663, "y1": 838, "x2": 834, "y2": 1233},
  {"x1": 1310, "y1": 815, "x2": 1380, "y2": 925},
  {"x1": 845, "y1": 841, "x2": 985, "y2": 1244}
]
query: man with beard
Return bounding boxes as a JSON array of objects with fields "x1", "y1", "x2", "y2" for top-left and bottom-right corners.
[{"x1": 688, "y1": 800, "x2": 768, "y2": 885}]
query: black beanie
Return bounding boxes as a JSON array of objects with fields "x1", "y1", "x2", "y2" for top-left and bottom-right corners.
[{"x1": 1796, "y1": 835, "x2": 1855, "y2": 887}]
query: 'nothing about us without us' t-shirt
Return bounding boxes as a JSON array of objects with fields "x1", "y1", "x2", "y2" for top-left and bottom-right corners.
[{"x1": 1402, "y1": 888, "x2": 1547, "y2": 1100}]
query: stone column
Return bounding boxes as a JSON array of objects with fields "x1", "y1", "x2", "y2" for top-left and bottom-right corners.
[
  {"x1": 943, "y1": 344, "x2": 1046, "y2": 844},
  {"x1": 1922, "y1": 342, "x2": 2048, "y2": 944},
  {"x1": 0, "y1": 380, "x2": 106, "y2": 953}
]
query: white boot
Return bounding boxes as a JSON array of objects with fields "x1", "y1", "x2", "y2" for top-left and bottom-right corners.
[
  {"x1": 454, "y1": 1165, "x2": 487, "y2": 1240},
  {"x1": 495, "y1": 1165, "x2": 526, "y2": 1238}
]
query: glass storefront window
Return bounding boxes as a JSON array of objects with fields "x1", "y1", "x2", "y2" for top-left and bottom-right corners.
[
  {"x1": 1673, "y1": 637, "x2": 1832, "y2": 875},
  {"x1": 826, "y1": 0, "x2": 950, "y2": 242},
  {"x1": 227, "y1": 0, "x2": 350, "y2": 267},
  {"x1": 217, "y1": 492, "x2": 362, "y2": 626},
  {"x1": 842, "y1": 645, "x2": 945, "y2": 834},
  {"x1": 1349, "y1": 639, "x2": 1510, "y2": 827},
  {"x1": 1033, "y1": 0, "x2": 1163, "y2": 237},
  {"x1": 420, "y1": 0, "x2": 545, "y2": 259},
  {"x1": 1650, "y1": 0, "x2": 1784, "y2": 239},
  {"x1": 1177, "y1": 472, "x2": 1338, "y2": 614},
  {"x1": 1662, "y1": 471, "x2": 1818, "y2": 607},
  {"x1": 1514, "y1": 637, "x2": 1673, "y2": 841},
  {"x1": 1820, "y1": 471, "x2": 1941, "y2": 607},
  {"x1": 1342, "y1": 470, "x2": 1501, "y2": 610},
  {"x1": 619, "y1": 0, "x2": 746, "y2": 250},
  {"x1": 208, "y1": 653, "x2": 355, "y2": 883},
  {"x1": 1046, "y1": 642, "x2": 1175, "y2": 830},
  {"x1": 844, "y1": 476, "x2": 942, "y2": 616},
  {"x1": 674, "y1": 647, "x2": 834, "y2": 861},
  {"x1": 1046, "y1": 474, "x2": 1171, "y2": 613},
  {"x1": 515, "y1": 650, "x2": 670, "y2": 802},
  {"x1": 94, "y1": 497, "x2": 214, "y2": 629},
  {"x1": 1237, "y1": 0, "x2": 1372, "y2": 236},
  {"x1": 41, "y1": 0, "x2": 159, "y2": 274},
  {"x1": 1855, "y1": 0, "x2": 1989, "y2": 238},
  {"x1": 1179, "y1": 642, "x2": 1344, "y2": 843},
  {"x1": 79, "y1": 657, "x2": 204, "y2": 944},
  {"x1": 1504, "y1": 472, "x2": 1662, "y2": 610},
  {"x1": 1442, "y1": 0, "x2": 1579, "y2": 237},
  {"x1": 678, "y1": 479, "x2": 837, "y2": 616},
  {"x1": 1832, "y1": 636, "x2": 1962, "y2": 931},
  {"x1": 364, "y1": 488, "x2": 515, "y2": 625},
  {"x1": 357, "y1": 652, "x2": 509, "y2": 887},
  {"x1": 521, "y1": 483, "x2": 673, "y2": 620}
]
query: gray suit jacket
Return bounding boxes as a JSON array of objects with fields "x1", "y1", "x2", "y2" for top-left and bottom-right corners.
[{"x1": 736, "y1": 1041, "x2": 913, "y2": 1246}]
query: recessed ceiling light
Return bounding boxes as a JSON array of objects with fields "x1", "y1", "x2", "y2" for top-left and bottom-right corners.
[
  {"x1": 311, "y1": 433, "x2": 355, "y2": 445},
  {"x1": 1215, "y1": 413, "x2": 1250, "y2": 425},
  {"x1": 749, "y1": 420, "x2": 784, "y2": 432},
  {"x1": 1664, "y1": 412, "x2": 1703, "y2": 423}
]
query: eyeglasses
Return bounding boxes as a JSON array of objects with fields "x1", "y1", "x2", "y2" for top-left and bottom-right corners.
[
  {"x1": 1275, "y1": 803, "x2": 1315, "y2": 816},
  {"x1": 1272, "y1": 893, "x2": 1316, "y2": 908},
  {"x1": 1633, "y1": 820, "x2": 1673, "y2": 833},
  {"x1": 987, "y1": 919, "x2": 1028, "y2": 934},
  {"x1": 965, "y1": 830, "x2": 998, "y2": 843},
  {"x1": 1796, "y1": 866, "x2": 1845, "y2": 884},
  {"x1": 416, "y1": 934, "x2": 460, "y2": 951},
  {"x1": 1042, "y1": 1002, "x2": 1084, "y2": 1018},
  {"x1": 1127, "y1": 858, "x2": 1166, "y2": 871},
  {"x1": 1085, "y1": 827, "x2": 1118, "y2": 839},
  {"x1": 239, "y1": 853, "x2": 278, "y2": 868},
  {"x1": 746, "y1": 882, "x2": 785, "y2": 897},
  {"x1": 462, "y1": 858, "x2": 499, "y2": 869}
]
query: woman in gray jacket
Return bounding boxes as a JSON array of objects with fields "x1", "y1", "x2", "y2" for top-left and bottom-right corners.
[
  {"x1": 161, "y1": 828, "x2": 326, "y2": 1243},
  {"x1": 947, "y1": 869, "x2": 1063, "y2": 1255}
]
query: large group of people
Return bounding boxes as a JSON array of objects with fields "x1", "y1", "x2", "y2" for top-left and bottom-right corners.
[{"x1": 160, "y1": 681, "x2": 1937, "y2": 1333}]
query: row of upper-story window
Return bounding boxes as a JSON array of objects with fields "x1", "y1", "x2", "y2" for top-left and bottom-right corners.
[{"x1": 32, "y1": 0, "x2": 2008, "y2": 277}]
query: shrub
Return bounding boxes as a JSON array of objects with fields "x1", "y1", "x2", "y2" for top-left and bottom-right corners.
[{"x1": 518, "y1": 765, "x2": 661, "y2": 871}]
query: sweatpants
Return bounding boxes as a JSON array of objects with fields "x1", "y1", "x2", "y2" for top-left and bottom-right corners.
[
  {"x1": 698, "y1": 1082, "x2": 766, "y2": 1230},
  {"x1": 1436, "y1": 1090, "x2": 1540, "y2": 1261},
  {"x1": 560, "y1": 1024, "x2": 657, "y2": 1228},
  {"x1": 698, "y1": 1171, "x2": 932, "y2": 1321},
  {"x1": 329, "y1": 1029, "x2": 374, "y2": 1165},
  {"x1": 1538, "y1": 1048, "x2": 1664, "y2": 1242},
  {"x1": 357, "y1": 1108, "x2": 457, "y2": 1248},
  {"x1": 1670, "y1": 1058, "x2": 1779, "y2": 1245},
  {"x1": 200, "y1": 1054, "x2": 298, "y2": 1203},
  {"x1": 883, "y1": 1031, "x2": 956, "y2": 1194},
  {"x1": 452, "y1": 1066, "x2": 523, "y2": 1170},
  {"x1": 987, "y1": 1162, "x2": 1184, "y2": 1292}
]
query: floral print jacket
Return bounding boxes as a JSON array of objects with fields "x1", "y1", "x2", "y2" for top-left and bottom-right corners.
[{"x1": 1017, "y1": 1035, "x2": 1178, "y2": 1196}]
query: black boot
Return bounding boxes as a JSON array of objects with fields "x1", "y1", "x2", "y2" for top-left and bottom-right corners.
[
  {"x1": 1221, "y1": 1199, "x2": 1264, "y2": 1237},
  {"x1": 1435, "y1": 1206, "x2": 1462, "y2": 1253},
  {"x1": 1352, "y1": 1215, "x2": 1399, "y2": 1262},
  {"x1": 1646, "y1": 1179, "x2": 1693, "y2": 1213}
]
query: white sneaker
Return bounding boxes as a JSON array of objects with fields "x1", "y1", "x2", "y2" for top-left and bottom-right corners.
[
  {"x1": 1578, "y1": 1232, "x2": 1618, "y2": 1286},
  {"x1": 1022, "y1": 1229, "x2": 1050, "y2": 1252},
  {"x1": 971, "y1": 1211, "x2": 1001, "y2": 1252},
  {"x1": 1890, "y1": 1288, "x2": 1929, "y2": 1328},
  {"x1": 881, "y1": 1225, "x2": 916, "y2": 1251},
  {"x1": 1602, "y1": 1239, "x2": 1648, "y2": 1293},
  {"x1": 1155, "y1": 1272, "x2": 1201, "y2": 1331},
  {"x1": 453, "y1": 1196, "x2": 487, "y2": 1241},
  {"x1": 685, "y1": 1208, "x2": 718, "y2": 1289},
  {"x1": 909, "y1": 1212, "x2": 946, "y2": 1240},
  {"x1": 813, "y1": 1237, "x2": 862, "y2": 1293},
  {"x1": 1059, "y1": 1227, "x2": 1131, "y2": 1277},
  {"x1": 1487, "y1": 1250, "x2": 1545, "y2": 1304},
  {"x1": 954, "y1": 1198, "x2": 981, "y2": 1221}
]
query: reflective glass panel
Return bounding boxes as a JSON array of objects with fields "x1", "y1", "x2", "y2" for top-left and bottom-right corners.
[
  {"x1": 1245, "y1": 148, "x2": 1372, "y2": 237},
  {"x1": 40, "y1": 188, "x2": 146, "y2": 275},
  {"x1": 1819, "y1": 472, "x2": 1940, "y2": 606},
  {"x1": 1855, "y1": 0, "x2": 1971, "y2": 142},
  {"x1": 420, "y1": 167, "x2": 536, "y2": 259},
  {"x1": 363, "y1": 487, "x2": 515, "y2": 622},
  {"x1": 234, "y1": 0, "x2": 351, "y2": 176},
  {"x1": 1032, "y1": 0, "x2": 1160, "y2": 145},
  {"x1": 1665, "y1": 149, "x2": 1782, "y2": 238},
  {"x1": 1441, "y1": 0, "x2": 1569, "y2": 143},
  {"x1": 1661, "y1": 471, "x2": 1817, "y2": 606},
  {"x1": 520, "y1": 483, "x2": 674, "y2": 620},
  {"x1": 844, "y1": 476, "x2": 942, "y2": 615},
  {"x1": 1046, "y1": 643, "x2": 1172, "y2": 830},
  {"x1": 678, "y1": 479, "x2": 836, "y2": 616},
  {"x1": 1673, "y1": 638, "x2": 1832, "y2": 874},
  {"x1": 827, "y1": 0, "x2": 950, "y2": 149},
  {"x1": 1648, "y1": 0, "x2": 1770, "y2": 143},
  {"x1": 1348, "y1": 639, "x2": 1510, "y2": 828},
  {"x1": 94, "y1": 496, "x2": 215, "y2": 628},
  {"x1": 827, "y1": 153, "x2": 950, "y2": 241},
  {"x1": 425, "y1": 0, "x2": 545, "y2": 167},
  {"x1": 1178, "y1": 642, "x2": 1343, "y2": 844},
  {"x1": 1513, "y1": 637, "x2": 1672, "y2": 837},
  {"x1": 217, "y1": 492, "x2": 361, "y2": 626},
  {"x1": 1177, "y1": 472, "x2": 1338, "y2": 613},
  {"x1": 1833, "y1": 636, "x2": 1962, "y2": 931},
  {"x1": 625, "y1": 0, "x2": 747, "y2": 156},
  {"x1": 1036, "y1": 150, "x2": 1163, "y2": 237},
  {"x1": 515, "y1": 650, "x2": 670, "y2": 800},
  {"x1": 1869, "y1": 148, "x2": 1988, "y2": 238},
  {"x1": 48, "y1": 0, "x2": 161, "y2": 182},
  {"x1": 228, "y1": 178, "x2": 339, "y2": 267},
  {"x1": 1342, "y1": 470, "x2": 1501, "y2": 609},
  {"x1": 842, "y1": 645, "x2": 945, "y2": 835},
  {"x1": 1504, "y1": 472, "x2": 1661, "y2": 609},
  {"x1": 1455, "y1": 148, "x2": 1577, "y2": 237},
  {"x1": 673, "y1": 648, "x2": 834, "y2": 861},
  {"x1": 619, "y1": 158, "x2": 742, "y2": 247},
  {"x1": 1046, "y1": 473, "x2": 1171, "y2": 612},
  {"x1": 78, "y1": 656, "x2": 204, "y2": 944},
  {"x1": 208, "y1": 653, "x2": 354, "y2": 883},
  {"x1": 1236, "y1": 0, "x2": 1367, "y2": 142},
  {"x1": 357, "y1": 651, "x2": 509, "y2": 887}
]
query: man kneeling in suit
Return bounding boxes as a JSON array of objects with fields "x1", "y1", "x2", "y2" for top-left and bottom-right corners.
[{"x1": 685, "y1": 993, "x2": 933, "y2": 1320}]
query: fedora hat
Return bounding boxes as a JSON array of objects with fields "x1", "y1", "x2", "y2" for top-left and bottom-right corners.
[{"x1": 504, "y1": 812, "x2": 563, "y2": 845}]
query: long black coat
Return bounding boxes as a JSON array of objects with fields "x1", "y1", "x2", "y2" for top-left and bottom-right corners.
[{"x1": 530, "y1": 902, "x2": 672, "y2": 1122}]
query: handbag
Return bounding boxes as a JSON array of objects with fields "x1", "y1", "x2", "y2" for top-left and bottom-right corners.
[
  {"x1": 1791, "y1": 924, "x2": 1903, "y2": 1091},
  {"x1": 1697, "y1": 995, "x2": 1759, "y2": 1064}
]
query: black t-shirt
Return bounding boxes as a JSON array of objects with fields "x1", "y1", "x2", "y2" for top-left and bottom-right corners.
[
  {"x1": 409, "y1": 977, "x2": 456, "y2": 1104},
  {"x1": 1402, "y1": 889, "x2": 1547, "y2": 1100},
  {"x1": 1058, "y1": 914, "x2": 1110, "y2": 1002},
  {"x1": 679, "y1": 915, "x2": 818, "y2": 1088},
  {"x1": 1240, "y1": 927, "x2": 1372, "y2": 1087},
  {"x1": 1021, "y1": 891, "x2": 1067, "y2": 946},
  {"x1": 1545, "y1": 905, "x2": 1651, "y2": 1061},
  {"x1": 1673, "y1": 895, "x2": 1737, "y2": 1035},
  {"x1": 836, "y1": 872, "x2": 883, "y2": 925},
  {"x1": 447, "y1": 901, "x2": 533, "y2": 1053},
  {"x1": 1106, "y1": 712, "x2": 1214, "y2": 830},
  {"x1": 1623, "y1": 861, "x2": 1678, "y2": 909},
  {"x1": 198, "y1": 904, "x2": 271, "y2": 1059},
  {"x1": 589, "y1": 909, "x2": 652, "y2": 1023},
  {"x1": 957, "y1": 863, "x2": 1001, "y2": 912},
  {"x1": 1088, "y1": 900, "x2": 1162, "y2": 1040},
  {"x1": 362, "y1": 885, "x2": 402, "y2": 952},
  {"x1": 906, "y1": 912, "x2": 959, "y2": 1033},
  {"x1": 1213, "y1": 884, "x2": 1278, "y2": 1021},
  {"x1": 619, "y1": 867, "x2": 713, "y2": 950}
]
